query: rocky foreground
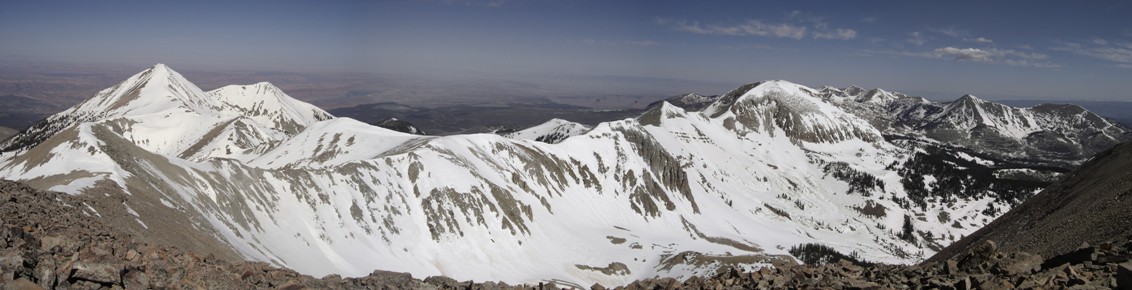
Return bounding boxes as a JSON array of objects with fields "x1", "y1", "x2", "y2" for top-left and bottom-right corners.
[{"x1": 1, "y1": 179, "x2": 1131, "y2": 289}]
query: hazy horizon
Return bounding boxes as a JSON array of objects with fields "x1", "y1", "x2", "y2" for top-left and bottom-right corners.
[{"x1": 2, "y1": 1, "x2": 1131, "y2": 102}]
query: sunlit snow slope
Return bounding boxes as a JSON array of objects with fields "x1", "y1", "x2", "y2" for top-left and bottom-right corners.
[{"x1": 1, "y1": 65, "x2": 1124, "y2": 286}]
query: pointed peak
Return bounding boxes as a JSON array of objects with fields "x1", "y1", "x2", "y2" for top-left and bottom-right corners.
[
  {"x1": 137, "y1": 63, "x2": 198, "y2": 90},
  {"x1": 843, "y1": 85, "x2": 867, "y2": 95},
  {"x1": 60, "y1": 63, "x2": 211, "y2": 117},
  {"x1": 147, "y1": 63, "x2": 177, "y2": 78},
  {"x1": 638, "y1": 101, "x2": 689, "y2": 126},
  {"x1": 957, "y1": 94, "x2": 985, "y2": 103},
  {"x1": 652, "y1": 101, "x2": 682, "y2": 113}
]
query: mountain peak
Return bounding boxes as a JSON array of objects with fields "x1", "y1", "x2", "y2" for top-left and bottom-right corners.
[
  {"x1": 503, "y1": 118, "x2": 590, "y2": 143},
  {"x1": 843, "y1": 85, "x2": 867, "y2": 96},
  {"x1": 638, "y1": 101, "x2": 689, "y2": 126},
  {"x1": 208, "y1": 82, "x2": 333, "y2": 134},
  {"x1": 250, "y1": 81, "x2": 280, "y2": 90},
  {"x1": 647, "y1": 93, "x2": 719, "y2": 112},
  {"x1": 63, "y1": 64, "x2": 215, "y2": 119},
  {"x1": 703, "y1": 80, "x2": 883, "y2": 143},
  {"x1": 858, "y1": 88, "x2": 899, "y2": 104},
  {"x1": 957, "y1": 94, "x2": 985, "y2": 103},
  {"x1": 0, "y1": 64, "x2": 217, "y2": 153},
  {"x1": 145, "y1": 63, "x2": 185, "y2": 85}
]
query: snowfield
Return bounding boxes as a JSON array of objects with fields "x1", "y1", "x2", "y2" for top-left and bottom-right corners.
[{"x1": 1, "y1": 64, "x2": 1123, "y2": 286}]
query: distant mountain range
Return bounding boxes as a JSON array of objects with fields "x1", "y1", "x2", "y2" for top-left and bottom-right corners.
[
  {"x1": 0, "y1": 65, "x2": 1128, "y2": 286},
  {"x1": 998, "y1": 99, "x2": 1132, "y2": 128}
]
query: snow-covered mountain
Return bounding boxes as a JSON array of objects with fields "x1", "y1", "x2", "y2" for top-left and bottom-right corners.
[
  {"x1": 646, "y1": 93, "x2": 721, "y2": 112},
  {"x1": 502, "y1": 118, "x2": 590, "y2": 144},
  {"x1": 1, "y1": 65, "x2": 1125, "y2": 286},
  {"x1": 819, "y1": 86, "x2": 1132, "y2": 166}
]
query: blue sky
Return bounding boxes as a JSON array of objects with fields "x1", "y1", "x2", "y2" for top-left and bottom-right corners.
[{"x1": 2, "y1": 0, "x2": 1131, "y2": 101}]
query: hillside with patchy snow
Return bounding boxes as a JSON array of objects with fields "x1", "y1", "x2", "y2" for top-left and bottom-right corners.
[{"x1": 0, "y1": 65, "x2": 1125, "y2": 286}]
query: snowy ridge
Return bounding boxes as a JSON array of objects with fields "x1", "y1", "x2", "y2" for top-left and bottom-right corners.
[
  {"x1": 646, "y1": 93, "x2": 721, "y2": 112},
  {"x1": 0, "y1": 64, "x2": 218, "y2": 154},
  {"x1": 704, "y1": 80, "x2": 883, "y2": 143},
  {"x1": 0, "y1": 65, "x2": 1099, "y2": 286},
  {"x1": 820, "y1": 86, "x2": 906, "y2": 105},
  {"x1": 208, "y1": 82, "x2": 333, "y2": 134},
  {"x1": 502, "y1": 118, "x2": 591, "y2": 144},
  {"x1": 1, "y1": 64, "x2": 339, "y2": 162},
  {"x1": 65, "y1": 63, "x2": 220, "y2": 119},
  {"x1": 819, "y1": 85, "x2": 1131, "y2": 164},
  {"x1": 931, "y1": 95, "x2": 1039, "y2": 138}
]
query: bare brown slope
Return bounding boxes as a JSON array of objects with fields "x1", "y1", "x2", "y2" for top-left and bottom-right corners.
[{"x1": 928, "y1": 141, "x2": 1132, "y2": 262}]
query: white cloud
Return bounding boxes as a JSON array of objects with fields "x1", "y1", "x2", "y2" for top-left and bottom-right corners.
[
  {"x1": 1055, "y1": 38, "x2": 1132, "y2": 68},
  {"x1": 928, "y1": 47, "x2": 1057, "y2": 67},
  {"x1": 932, "y1": 47, "x2": 994, "y2": 61},
  {"x1": 865, "y1": 46, "x2": 1058, "y2": 68},
  {"x1": 670, "y1": 19, "x2": 808, "y2": 39},
  {"x1": 964, "y1": 37, "x2": 994, "y2": 43},
  {"x1": 661, "y1": 12, "x2": 857, "y2": 41},
  {"x1": 813, "y1": 28, "x2": 858, "y2": 40}
]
